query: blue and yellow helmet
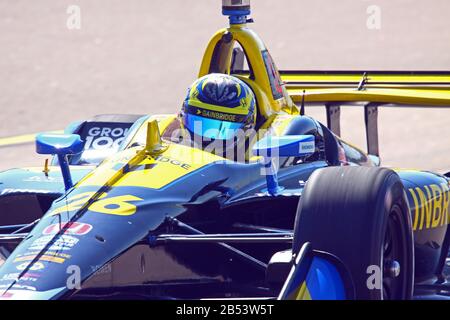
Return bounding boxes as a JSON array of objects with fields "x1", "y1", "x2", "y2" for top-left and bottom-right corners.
[{"x1": 181, "y1": 73, "x2": 256, "y2": 141}]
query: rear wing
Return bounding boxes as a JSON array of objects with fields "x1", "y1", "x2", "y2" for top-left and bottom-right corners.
[{"x1": 280, "y1": 71, "x2": 450, "y2": 157}]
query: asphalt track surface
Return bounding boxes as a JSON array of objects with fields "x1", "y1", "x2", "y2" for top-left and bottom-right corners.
[{"x1": 0, "y1": 0, "x2": 449, "y2": 173}]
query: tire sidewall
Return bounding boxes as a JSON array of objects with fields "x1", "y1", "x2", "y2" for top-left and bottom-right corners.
[{"x1": 293, "y1": 167, "x2": 414, "y2": 300}]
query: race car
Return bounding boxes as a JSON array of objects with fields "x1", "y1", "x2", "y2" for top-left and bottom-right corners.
[{"x1": 0, "y1": 0, "x2": 449, "y2": 300}]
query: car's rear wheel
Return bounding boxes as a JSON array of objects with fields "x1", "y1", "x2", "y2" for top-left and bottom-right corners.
[{"x1": 293, "y1": 166, "x2": 414, "y2": 300}]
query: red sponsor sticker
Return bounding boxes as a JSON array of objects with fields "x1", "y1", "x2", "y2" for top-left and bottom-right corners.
[{"x1": 43, "y1": 222, "x2": 92, "y2": 236}]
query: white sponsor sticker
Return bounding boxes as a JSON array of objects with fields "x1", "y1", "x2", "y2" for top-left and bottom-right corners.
[
  {"x1": 1, "y1": 273, "x2": 39, "y2": 282},
  {"x1": 84, "y1": 127, "x2": 129, "y2": 151},
  {"x1": 299, "y1": 141, "x2": 315, "y2": 153},
  {"x1": 29, "y1": 235, "x2": 79, "y2": 251}
]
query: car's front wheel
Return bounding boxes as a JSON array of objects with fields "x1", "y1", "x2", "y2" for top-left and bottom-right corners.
[{"x1": 293, "y1": 166, "x2": 414, "y2": 300}]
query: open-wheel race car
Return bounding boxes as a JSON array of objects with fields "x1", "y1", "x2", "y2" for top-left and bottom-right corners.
[{"x1": 0, "y1": 0, "x2": 449, "y2": 300}]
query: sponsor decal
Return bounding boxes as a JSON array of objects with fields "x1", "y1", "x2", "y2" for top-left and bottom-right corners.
[
  {"x1": 42, "y1": 252, "x2": 71, "y2": 259},
  {"x1": 43, "y1": 222, "x2": 92, "y2": 236},
  {"x1": 408, "y1": 182, "x2": 450, "y2": 231},
  {"x1": 0, "y1": 273, "x2": 40, "y2": 283},
  {"x1": 299, "y1": 141, "x2": 315, "y2": 153},
  {"x1": 0, "y1": 273, "x2": 19, "y2": 281},
  {"x1": 84, "y1": 125, "x2": 130, "y2": 151},
  {"x1": 49, "y1": 192, "x2": 142, "y2": 216},
  {"x1": 153, "y1": 155, "x2": 191, "y2": 170},
  {"x1": 187, "y1": 105, "x2": 246, "y2": 123},
  {"x1": 91, "y1": 263, "x2": 112, "y2": 276},
  {"x1": 16, "y1": 262, "x2": 45, "y2": 271},
  {"x1": 15, "y1": 254, "x2": 66, "y2": 264},
  {"x1": 28, "y1": 235, "x2": 79, "y2": 251},
  {"x1": 16, "y1": 251, "x2": 70, "y2": 260},
  {"x1": 199, "y1": 109, "x2": 238, "y2": 122},
  {"x1": 262, "y1": 50, "x2": 284, "y2": 100}
]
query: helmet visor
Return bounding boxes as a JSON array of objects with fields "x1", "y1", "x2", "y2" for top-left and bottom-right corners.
[{"x1": 183, "y1": 113, "x2": 246, "y2": 140}]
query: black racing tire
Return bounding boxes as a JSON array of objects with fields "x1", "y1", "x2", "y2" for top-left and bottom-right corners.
[{"x1": 293, "y1": 166, "x2": 414, "y2": 300}]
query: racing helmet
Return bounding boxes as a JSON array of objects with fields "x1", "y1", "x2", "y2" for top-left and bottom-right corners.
[{"x1": 181, "y1": 73, "x2": 256, "y2": 147}]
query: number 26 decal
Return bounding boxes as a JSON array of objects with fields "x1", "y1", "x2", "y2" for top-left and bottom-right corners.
[{"x1": 50, "y1": 192, "x2": 143, "y2": 216}]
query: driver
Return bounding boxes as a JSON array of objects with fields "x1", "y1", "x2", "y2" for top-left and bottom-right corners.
[{"x1": 178, "y1": 73, "x2": 257, "y2": 161}]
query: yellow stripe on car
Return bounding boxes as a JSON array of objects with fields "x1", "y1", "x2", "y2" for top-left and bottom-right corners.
[
  {"x1": 77, "y1": 143, "x2": 224, "y2": 190},
  {"x1": 0, "y1": 130, "x2": 63, "y2": 148}
]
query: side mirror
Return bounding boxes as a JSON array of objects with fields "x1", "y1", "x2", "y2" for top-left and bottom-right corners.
[
  {"x1": 252, "y1": 135, "x2": 315, "y2": 195},
  {"x1": 36, "y1": 134, "x2": 83, "y2": 191}
]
